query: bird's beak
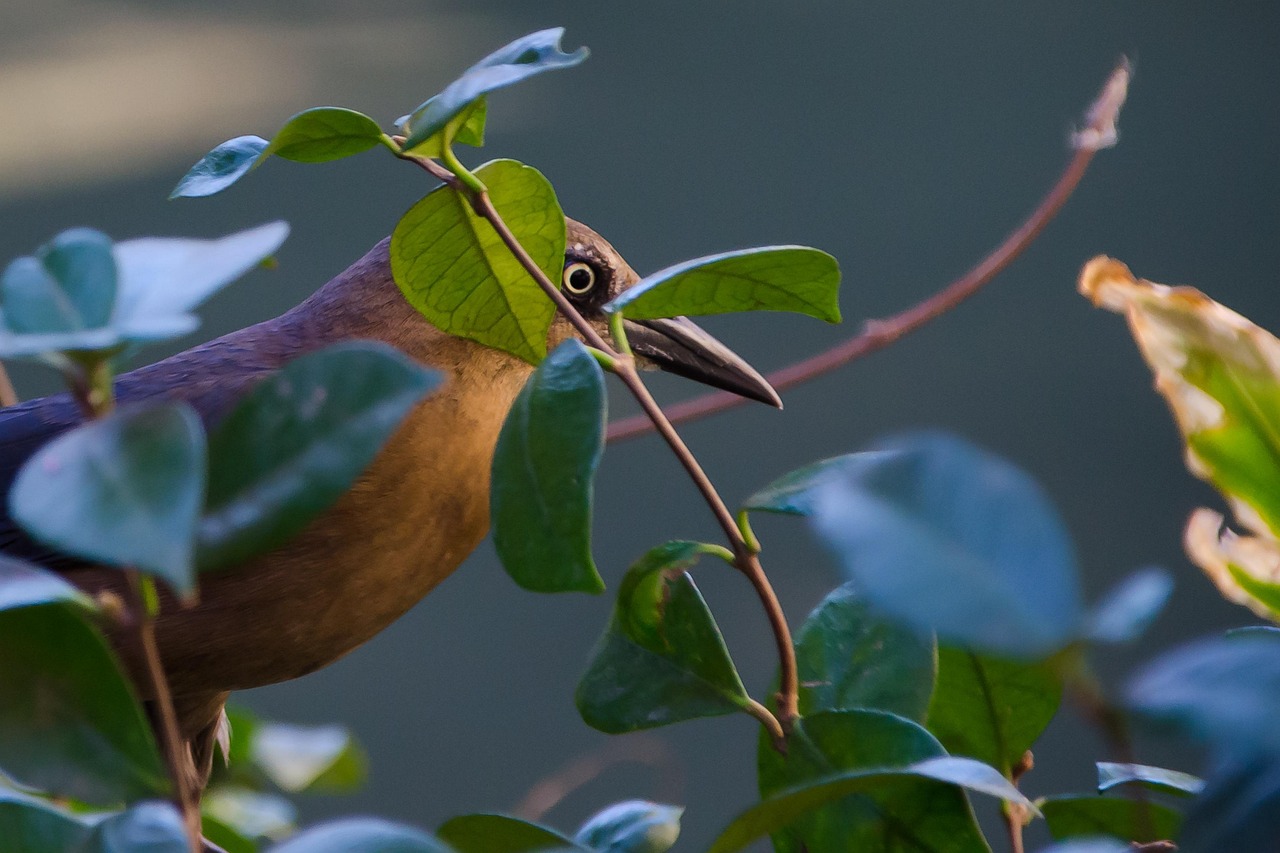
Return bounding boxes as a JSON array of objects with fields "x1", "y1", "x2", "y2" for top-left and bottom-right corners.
[{"x1": 623, "y1": 316, "x2": 782, "y2": 408}]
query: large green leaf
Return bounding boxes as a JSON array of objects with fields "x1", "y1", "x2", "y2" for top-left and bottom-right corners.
[
  {"x1": 80, "y1": 801, "x2": 188, "y2": 852},
  {"x1": 1040, "y1": 795, "x2": 1181, "y2": 844},
  {"x1": 169, "y1": 136, "x2": 269, "y2": 199},
  {"x1": 791, "y1": 583, "x2": 936, "y2": 721},
  {"x1": 390, "y1": 158, "x2": 564, "y2": 364},
  {"x1": 0, "y1": 787, "x2": 94, "y2": 851},
  {"x1": 574, "y1": 801, "x2": 682, "y2": 853},
  {"x1": 197, "y1": 342, "x2": 441, "y2": 571},
  {"x1": 400, "y1": 28, "x2": 587, "y2": 150},
  {"x1": 260, "y1": 108, "x2": 384, "y2": 163},
  {"x1": 712, "y1": 756, "x2": 1033, "y2": 853},
  {"x1": 926, "y1": 647, "x2": 1061, "y2": 776},
  {"x1": 269, "y1": 818, "x2": 452, "y2": 853},
  {"x1": 576, "y1": 541, "x2": 751, "y2": 732},
  {"x1": 758, "y1": 709, "x2": 987, "y2": 853},
  {"x1": 0, "y1": 605, "x2": 167, "y2": 804},
  {"x1": 437, "y1": 814, "x2": 583, "y2": 852},
  {"x1": 744, "y1": 432, "x2": 1084, "y2": 658},
  {"x1": 10, "y1": 402, "x2": 206, "y2": 596},
  {"x1": 490, "y1": 339, "x2": 605, "y2": 593},
  {"x1": 604, "y1": 246, "x2": 841, "y2": 323}
]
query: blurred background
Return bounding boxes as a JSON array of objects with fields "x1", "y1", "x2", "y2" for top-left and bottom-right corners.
[{"x1": 3, "y1": 1, "x2": 1278, "y2": 849}]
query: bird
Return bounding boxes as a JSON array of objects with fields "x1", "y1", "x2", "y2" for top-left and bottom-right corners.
[{"x1": 0, "y1": 218, "x2": 780, "y2": 792}]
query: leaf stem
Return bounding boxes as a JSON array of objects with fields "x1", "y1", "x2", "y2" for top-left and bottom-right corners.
[
  {"x1": 434, "y1": 171, "x2": 800, "y2": 740},
  {"x1": 440, "y1": 145, "x2": 488, "y2": 195},
  {"x1": 606, "y1": 59, "x2": 1130, "y2": 443},
  {"x1": 608, "y1": 311, "x2": 633, "y2": 357},
  {"x1": 745, "y1": 697, "x2": 786, "y2": 750}
]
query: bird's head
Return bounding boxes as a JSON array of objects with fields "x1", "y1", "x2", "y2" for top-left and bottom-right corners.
[{"x1": 552, "y1": 219, "x2": 781, "y2": 407}]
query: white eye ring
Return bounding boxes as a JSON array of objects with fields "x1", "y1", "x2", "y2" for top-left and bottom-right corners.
[{"x1": 563, "y1": 262, "x2": 596, "y2": 295}]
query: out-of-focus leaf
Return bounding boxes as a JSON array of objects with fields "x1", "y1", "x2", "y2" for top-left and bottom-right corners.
[
  {"x1": 1126, "y1": 631, "x2": 1280, "y2": 755},
  {"x1": 80, "y1": 801, "x2": 188, "y2": 852},
  {"x1": 1040, "y1": 795, "x2": 1181, "y2": 844},
  {"x1": 1181, "y1": 755, "x2": 1280, "y2": 853},
  {"x1": 745, "y1": 432, "x2": 1084, "y2": 658},
  {"x1": 399, "y1": 97, "x2": 487, "y2": 159},
  {"x1": 1085, "y1": 567, "x2": 1174, "y2": 643},
  {"x1": 10, "y1": 403, "x2": 205, "y2": 595},
  {"x1": 169, "y1": 136, "x2": 269, "y2": 199},
  {"x1": 0, "y1": 604, "x2": 167, "y2": 804},
  {"x1": 0, "y1": 787, "x2": 94, "y2": 850},
  {"x1": 490, "y1": 339, "x2": 605, "y2": 593},
  {"x1": 401, "y1": 28, "x2": 587, "y2": 149},
  {"x1": 0, "y1": 555, "x2": 95, "y2": 612},
  {"x1": 1081, "y1": 257, "x2": 1280, "y2": 622},
  {"x1": 927, "y1": 646, "x2": 1061, "y2": 776},
  {"x1": 757, "y1": 709, "x2": 986, "y2": 853},
  {"x1": 577, "y1": 541, "x2": 751, "y2": 732},
  {"x1": 198, "y1": 342, "x2": 441, "y2": 571},
  {"x1": 710, "y1": 755, "x2": 1035, "y2": 853},
  {"x1": 574, "y1": 801, "x2": 682, "y2": 853},
  {"x1": 260, "y1": 108, "x2": 384, "y2": 163},
  {"x1": 437, "y1": 813, "x2": 583, "y2": 852},
  {"x1": 1036, "y1": 840, "x2": 1131, "y2": 853},
  {"x1": 204, "y1": 787, "x2": 296, "y2": 841},
  {"x1": 1096, "y1": 762, "x2": 1203, "y2": 797},
  {"x1": 604, "y1": 246, "x2": 840, "y2": 324},
  {"x1": 268, "y1": 818, "x2": 451, "y2": 852},
  {"x1": 203, "y1": 813, "x2": 260, "y2": 853},
  {"x1": 791, "y1": 582, "x2": 936, "y2": 721},
  {"x1": 391, "y1": 159, "x2": 563, "y2": 364},
  {"x1": 250, "y1": 723, "x2": 367, "y2": 794}
]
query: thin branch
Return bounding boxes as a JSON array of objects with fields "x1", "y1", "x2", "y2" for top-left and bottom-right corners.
[
  {"x1": 1003, "y1": 750, "x2": 1034, "y2": 853},
  {"x1": 606, "y1": 59, "x2": 1131, "y2": 443},
  {"x1": 513, "y1": 735, "x2": 683, "y2": 822}
]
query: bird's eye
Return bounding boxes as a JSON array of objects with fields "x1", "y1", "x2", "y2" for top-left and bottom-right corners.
[{"x1": 563, "y1": 262, "x2": 597, "y2": 295}]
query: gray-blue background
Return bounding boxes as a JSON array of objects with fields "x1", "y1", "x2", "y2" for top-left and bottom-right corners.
[{"x1": 3, "y1": 2, "x2": 1277, "y2": 849}]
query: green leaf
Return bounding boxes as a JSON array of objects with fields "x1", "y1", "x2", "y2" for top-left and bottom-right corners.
[
  {"x1": 1040, "y1": 795, "x2": 1181, "y2": 844},
  {"x1": 1096, "y1": 762, "x2": 1203, "y2": 797},
  {"x1": 10, "y1": 402, "x2": 206, "y2": 596},
  {"x1": 711, "y1": 756, "x2": 1035, "y2": 853},
  {"x1": 204, "y1": 787, "x2": 296, "y2": 842},
  {"x1": 576, "y1": 541, "x2": 751, "y2": 732},
  {"x1": 390, "y1": 158, "x2": 564, "y2": 364},
  {"x1": 198, "y1": 342, "x2": 441, "y2": 571},
  {"x1": 202, "y1": 814, "x2": 260, "y2": 853},
  {"x1": 574, "y1": 801, "x2": 683, "y2": 853},
  {"x1": 490, "y1": 339, "x2": 605, "y2": 593},
  {"x1": 1126, "y1": 630, "x2": 1280, "y2": 755},
  {"x1": 791, "y1": 583, "x2": 936, "y2": 721},
  {"x1": 169, "y1": 135, "x2": 269, "y2": 199},
  {"x1": 1085, "y1": 567, "x2": 1174, "y2": 643},
  {"x1": 604, "y1": 246, "x2": 841, "y2": 323},
  {"x1": 259, "y1": 107, "x2": 384, "y2": 163},
  {"x1": 400, "y1": 97, "x2": 487, "y2": 159},
  {"x1": 249, "y1": 723, "x2": 367, "y2": 794},
  {"x1": 0, "y1": 604, "x2": 167, "y2": 804},
  {"x1": 81, "y1": 801, "x2": 187, "y2": 852},
  {"x1": 0, "y1": 228, "x2": 116, "y2": 349},
  {"x1": 401, "y1": 28, "x2": 587, "y2": 150},
  {"x1": 269, "y1": 818, "x2": 452, "y2": 853},
  {"x1": 0, "y1": 787, "x2": 94, "y2": 851},
  {"x1": 927, "y1": 646, "x2": 1061, "y2": 776},
  {"x1": 437, "y1": 813, "x2": 583, "y2": 852},
  {"x1": 745, "y1": 431, "x2": 1084, "y2": 658}
]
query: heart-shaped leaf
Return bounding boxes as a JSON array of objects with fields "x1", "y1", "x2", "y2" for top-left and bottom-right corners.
[
  {"x1": 391, "y1": 158, "x2": 564, "y2": 364},
  {"x1": 198, "y1": 342, "x2": 441, "y2": 571},
  {"x1": 604, "y1": 246, "x2": 841, "y2": 323},
  {"x1": 0, "y1": 228, "x2": 117, "y2": 355},
  {"x1": 791, "y1": 583, "x2": 936, "y2": 721},
  {"x1": 745, "y1": 431, "x2": 1084, "y2": 658},
  {"x1": 10, "y1": 402, "x2": 206, "y2": 596},
  {"x1": 490, "y1": 339, "x2": 605, "y2": 594},
  {"x1": 401, "y1": 28, "x2": 587, "y2": 150},
  {"x1": 927, "y1": 646, "x2": 1061, "y2": 776},
  {"x1": 169, "y1": 135, "x2": 269, "y2": 199},
  {"x1": 576, "y1": 541, "x2": 751, "y2": 732}
]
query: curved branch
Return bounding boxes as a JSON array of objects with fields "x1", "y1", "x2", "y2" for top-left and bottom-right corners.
[{"x1": 607, "y1": 59, "x2": 1130, "y2": 443}]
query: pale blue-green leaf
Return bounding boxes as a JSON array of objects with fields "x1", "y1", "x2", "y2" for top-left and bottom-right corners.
[
  {"x1": 1096, "y1": 762, "x2": 1203, "y2": 796},
  {"x1": 204, "y1": 787, "x2": 297, "y2": 841},
  {"x1": 574, "y1": 801, "x2": 682, "y2": 853},
  {"x1": 1085, "y1": 567, "x2": 1174, "y2": 643},
  {"x1": 0, "y1": 555, "x2": 95, "y2": 612},
  {"x1": 81, "y1": 801, "x2": 187, "y2": 852},
  {"x1": 268, "y1": 818, "x2": 451, "y2": 853},
  {"x1": 169, "y1": 135, "x2": 268, "y2": 199},
  {"x1": 604, "y1": 246, "x2": 841, "y2": 323}
]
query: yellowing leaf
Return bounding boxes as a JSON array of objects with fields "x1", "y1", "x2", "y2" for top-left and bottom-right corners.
[{"x1": 1080, "y1": 256, "x2": 1280, "y2": 621}]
